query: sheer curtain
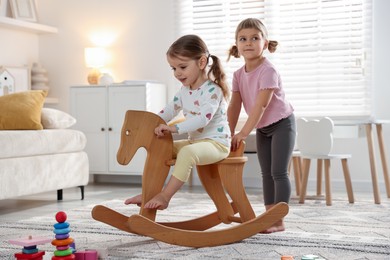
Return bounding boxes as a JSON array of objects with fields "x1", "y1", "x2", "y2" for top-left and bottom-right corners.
[{"x1": 175, "y1": 0, "x2": 372, "y2": 119}]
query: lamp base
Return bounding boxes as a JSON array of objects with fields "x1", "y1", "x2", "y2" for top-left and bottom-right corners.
[{"x1": 87, "y1": 69, "x2": 101, "y2": 85}]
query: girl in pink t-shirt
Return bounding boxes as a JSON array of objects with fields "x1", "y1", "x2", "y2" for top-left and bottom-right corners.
[{"x1": 227, "y1": 18, "x2": 296, "y2": 233}]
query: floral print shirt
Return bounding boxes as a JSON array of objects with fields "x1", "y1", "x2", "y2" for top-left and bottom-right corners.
[{"x1": 159, "y1": 80, "x2": 231, "y2": 147}]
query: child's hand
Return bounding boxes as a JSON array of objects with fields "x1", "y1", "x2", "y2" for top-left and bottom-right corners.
[
  {"x1": 231, "y1": 132, "x2": 246, "y2": 151},
  {"x1": 154, "y1": 124, "x2": 177, "y2": 137}
]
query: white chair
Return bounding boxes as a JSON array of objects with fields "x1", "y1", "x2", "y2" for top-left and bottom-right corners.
[{"x1": 297, "y1": 117, "x2": 354, "y2": 206}]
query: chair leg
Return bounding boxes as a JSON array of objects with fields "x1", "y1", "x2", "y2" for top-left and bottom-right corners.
[
  {"x1": 316, "y1": 159, "x2": 323, "y2": 196},
  {"x1": 299, "y1": 158, "x2": 311, "y2": 204},
  {"x1": 324, "y1": 159, "x2": 332, "y2": 206},
  {"x1": 292, "y1": 156, "x2": 302, "y2": 196},
  {"x1": 341, "y1": 159, "x2": 355, "y2": 203}
]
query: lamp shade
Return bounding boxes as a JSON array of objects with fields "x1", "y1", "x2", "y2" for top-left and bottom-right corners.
[{"x1": 84, "y1": 47, "x2": 107, "y2": 68}]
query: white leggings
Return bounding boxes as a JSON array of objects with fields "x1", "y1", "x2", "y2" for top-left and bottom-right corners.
[{"x1": 171, "y1": 139, "x2": 230, "y2": 182}]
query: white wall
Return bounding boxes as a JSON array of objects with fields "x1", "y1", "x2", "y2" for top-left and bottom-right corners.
[
  {"x1": 0, "y1": 29, "x2": 38, "y2": 67},
  {"x1": 1, "y1": 0, "x2": 389, "y2": 193},
  {"x1": 37, "y1": 0, "x2": 176, "y2": 112}
]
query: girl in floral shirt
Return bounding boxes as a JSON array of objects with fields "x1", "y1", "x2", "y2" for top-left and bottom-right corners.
[{"x1": 125, "y1": 34, "x2": 231, "y2": 210}]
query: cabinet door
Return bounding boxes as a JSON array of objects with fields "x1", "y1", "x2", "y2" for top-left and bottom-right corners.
[
  {"x1": 70, "y1": 87, "x2": 108, "y2": 173},
  {"x1": 107, "y1": 86, "x2": 147, "y2": 174}
]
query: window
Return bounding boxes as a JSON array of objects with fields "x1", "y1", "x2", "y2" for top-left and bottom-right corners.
[{"x1": 175, "y1": 0, "x2": 372, "y2": 119}]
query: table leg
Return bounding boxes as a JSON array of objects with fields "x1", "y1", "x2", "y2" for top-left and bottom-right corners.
[
  {"x1": 365, "y1": 124, "x2": 381, "y2": 204},
  {"x1": 375, "y1": 124, "x2": 390, "y2": 198}
]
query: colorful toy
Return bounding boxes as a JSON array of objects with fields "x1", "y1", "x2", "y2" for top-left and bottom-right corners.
[
  {"x1": 74, "y1": 250, "x2": 98, "y2": 260},
  {"x1": 9, "y1": 235, "x2": 52, "y2": 260},
  {"x1": 51, "y1": 211, "x2": 75, "y2": 260}
]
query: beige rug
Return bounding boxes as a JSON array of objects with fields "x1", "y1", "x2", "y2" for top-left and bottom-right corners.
[{"x1": 1, "y1": 192, "x2": 389, "y2": 259}]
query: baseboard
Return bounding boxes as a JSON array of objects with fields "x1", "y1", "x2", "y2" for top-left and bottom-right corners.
[
  {"x1": 91, "y1": 173, "x2": 387, "y2": 195},
  {"x1": 93, "y1": 174, "x2": 142, "y2": 184}
]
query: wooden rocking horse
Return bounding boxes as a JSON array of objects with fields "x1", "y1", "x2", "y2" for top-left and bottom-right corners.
[{"x1": 92, "y1": 110, "x2": 289, "y2": 248}]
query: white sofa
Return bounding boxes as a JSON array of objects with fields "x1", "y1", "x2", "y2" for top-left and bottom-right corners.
[
  {"x1": 0, "y1": 90, "x2": 89, "y2": 200},
  {"x1": 0, "y1": 129, "x2": 89, "y2": 200}
]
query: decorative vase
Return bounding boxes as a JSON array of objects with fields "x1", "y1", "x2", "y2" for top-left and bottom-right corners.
[{"x1": 31, "y1": 63, "x2": 50, "y2": 92}]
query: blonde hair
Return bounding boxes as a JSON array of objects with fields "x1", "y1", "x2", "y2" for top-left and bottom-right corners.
[
  {"x1": 227, "y1": 18, "x2": 278, "y2": 61},
  {"x1": 167, "y1": 34, "x2": 230, "y2": 100}
]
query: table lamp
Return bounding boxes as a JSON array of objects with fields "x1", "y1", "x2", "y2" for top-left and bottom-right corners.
[{"x1": 84, "y1": 47, "x2": 107, "y2": 85}]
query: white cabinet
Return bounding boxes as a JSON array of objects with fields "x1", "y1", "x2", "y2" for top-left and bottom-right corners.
[{"x1": 70, "y1": 82, "x2": 167, "y2": 176}]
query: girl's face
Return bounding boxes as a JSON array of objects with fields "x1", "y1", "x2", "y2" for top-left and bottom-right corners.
[
  {"x1": 167, "y1": 54, "x2": 207, "y2": 89},
  {"x1": 236, "y1": 28, "x2": 268, "y2": 61}
]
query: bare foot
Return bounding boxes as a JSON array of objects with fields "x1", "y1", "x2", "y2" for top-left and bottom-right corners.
[
  {"x1": 124, "y1": 194, "x2": 142, "y2": 206},
  {"x1": 260, "y1": 225, "x2": 285, "y2": 234},
  {"x1": 260, "y1": 220, "x2": 285, "y2": 234},
  {"x1": 144, "y1": 193, "x2": 169, "y2": 210}
]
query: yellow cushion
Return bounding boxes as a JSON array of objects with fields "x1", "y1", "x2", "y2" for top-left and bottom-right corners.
[{"x1": 0, "y1": 90, "x2": 47, "y2": 130}]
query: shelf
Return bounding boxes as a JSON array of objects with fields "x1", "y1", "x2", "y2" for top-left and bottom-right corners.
[{"x1": 0, "y1": 16, "x2": 58, "y2": 34}]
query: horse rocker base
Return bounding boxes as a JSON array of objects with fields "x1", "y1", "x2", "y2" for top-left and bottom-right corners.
[{"x1": 91, "y1": 110, "x2": 289, "y2": 248}]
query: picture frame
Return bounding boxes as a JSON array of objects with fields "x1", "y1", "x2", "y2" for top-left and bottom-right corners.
[
  {"x1": 9, "y1": 0, "x2": 37, "y2": 22},
  {"x1": 5, "y1": 66, "x2": 30, "y2": 93},
  {"x1": 0, "y1": 0, "x2": 8, "y2": 17}
]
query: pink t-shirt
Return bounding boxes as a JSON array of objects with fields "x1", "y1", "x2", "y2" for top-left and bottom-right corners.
[{"x1": 232, "y1": 58, "x2": 293, "y2": 128}]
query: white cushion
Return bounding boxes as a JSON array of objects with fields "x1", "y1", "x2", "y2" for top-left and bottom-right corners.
[
  {"x1": 41, "y1": 108, "x2": 76, "y2": 129},
  {"x1": 0, "y1": 129, "x2": 86, "y2": 159}
]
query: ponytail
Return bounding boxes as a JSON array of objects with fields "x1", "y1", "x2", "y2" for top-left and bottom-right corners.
[
  {"x1": 268, "y1": 40, "x2": 278, "y2": 53},
  {"x1": 208, "y1": 54, "x2": 230, "y2": 100},
  {"x1": 227, "y1": 45, "x2": 240, "y2": 61}
]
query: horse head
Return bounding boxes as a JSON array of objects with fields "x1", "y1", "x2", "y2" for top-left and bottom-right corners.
[{"x1": 117, "y1": 110, "x2": 173, "y2": 166}]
